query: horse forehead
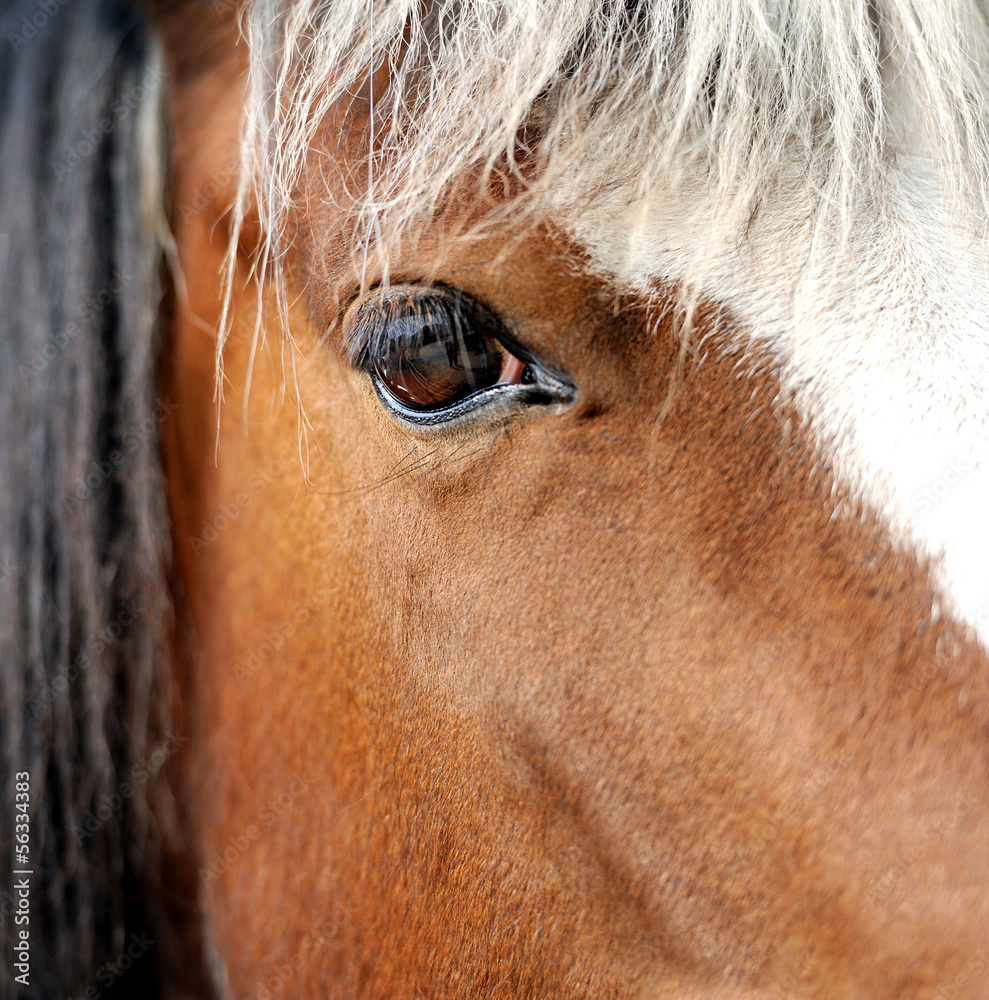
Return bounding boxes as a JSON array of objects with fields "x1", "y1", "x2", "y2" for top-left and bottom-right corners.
[{"x1": 568, "y1": 156, "x2": 989, "y2": 647}]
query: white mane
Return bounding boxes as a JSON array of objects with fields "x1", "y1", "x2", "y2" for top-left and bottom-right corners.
[{"x1": 224, "y1": 0, "x2": 989, "y2": 340}]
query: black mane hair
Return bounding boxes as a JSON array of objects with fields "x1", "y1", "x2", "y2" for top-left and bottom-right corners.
[{"x1": 0, "y1": 0, "x2": 179, "y2": 994}]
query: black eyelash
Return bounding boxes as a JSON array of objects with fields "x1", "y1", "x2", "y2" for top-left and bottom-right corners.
[{"x1": 345, "y1": 284, "x2": 507, "y2": 370}]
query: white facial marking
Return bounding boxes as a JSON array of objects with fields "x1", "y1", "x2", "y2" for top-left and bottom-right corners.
[{"x1": 570, "y1": 156, "x2": 989, "y2": 649}]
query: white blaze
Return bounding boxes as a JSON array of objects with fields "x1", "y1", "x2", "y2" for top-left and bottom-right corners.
[{"x1": 570, "y1": 154, "x2": 989, "y2": 648}]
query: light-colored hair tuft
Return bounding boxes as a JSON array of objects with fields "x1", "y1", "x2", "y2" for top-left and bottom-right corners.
[{"x1": 220, "y1": 0, "x2": 989, "y2": 388}]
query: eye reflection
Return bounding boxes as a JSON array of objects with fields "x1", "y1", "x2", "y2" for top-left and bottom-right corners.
[{"x1": 358, "y1": 288, "x2": 526, "y2": 411}]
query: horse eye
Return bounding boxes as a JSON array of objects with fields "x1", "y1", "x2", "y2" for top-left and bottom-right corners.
[{"x1": 356, "y1": 289, "x2": 527, "y2": 412}]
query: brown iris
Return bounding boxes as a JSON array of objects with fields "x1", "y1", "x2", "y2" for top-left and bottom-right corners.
[{"x1": 365, "y1": 289, "x2": 521, "y2": 410}]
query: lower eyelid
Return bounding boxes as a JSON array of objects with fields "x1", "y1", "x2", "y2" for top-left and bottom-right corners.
[{"x1": 371, "y1": 378, "x2": 533, "y2": 429}]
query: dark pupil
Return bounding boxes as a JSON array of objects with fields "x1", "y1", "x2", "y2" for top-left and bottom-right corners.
[{"x1": 371, "y1": 299, "x2": 503, "y2": 410}]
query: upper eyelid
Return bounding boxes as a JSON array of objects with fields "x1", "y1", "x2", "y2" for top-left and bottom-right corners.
[
  {"x1": 343, "y1": 283, "x2": 506, "y2": 369},
  {"x1": 342, "y1": 283, "x2": 433, "y2": 368},
  {"x1": 342, "y1": 299, "x2": 382, "y2": 368}
]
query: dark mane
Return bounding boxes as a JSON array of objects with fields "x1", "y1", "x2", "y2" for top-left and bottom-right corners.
[{"x1": 0, "y1": 0, "x2": 174, "y2": 994}]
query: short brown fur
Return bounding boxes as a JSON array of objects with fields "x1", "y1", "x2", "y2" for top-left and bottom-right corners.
[{"x1": 154, "y1": 8, "x2": 989, "y2": 998}]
